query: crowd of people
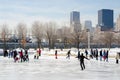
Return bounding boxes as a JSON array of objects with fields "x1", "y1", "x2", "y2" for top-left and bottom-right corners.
[
  {"x1": 3, "y1": 48, "x2": 42, "y2": 62},
  {"x1": 90, "y1": 49, "x2": 109, "y2": 62},
  {"x1": 2, "y1": 48, "x2": 120, "y2": 70},
  {"x1": 3, "y1": 49, "x2": 29, "y2": 62},
  {"x1": 54, "y1": 49, "x2": 111, "y2": 70},
  {"x1": 64, "y1": 49, "x2": 119, "y2": 70}
]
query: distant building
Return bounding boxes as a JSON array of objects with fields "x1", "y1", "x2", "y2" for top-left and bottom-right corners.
[
  {"x1": 98, "y1": 9, "x2": 114, "y2": 31},
  {"x1": 84, "y1": 20, "x2": 92, "y2": 31},
  {"x1": 70, "y1": 11, "x2": 81, "y2": 32},
  {"x1": 115, "y1": 14, "x2": 120, "y2": 31}
]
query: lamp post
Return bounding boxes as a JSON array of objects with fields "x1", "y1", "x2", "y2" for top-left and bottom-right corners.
[{"x1": 87, "y1": 29, "x2": 90, "y2": 49}]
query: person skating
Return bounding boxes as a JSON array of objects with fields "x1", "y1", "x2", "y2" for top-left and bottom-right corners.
[
  {"x1": 77, "y1": 51, "x2": 80, "y2": 60},
  {"x1": 19, "y1": 50, "x2": 24, "y2": 62},
  {"x1": 24, "y1": 49, "x2": 29, "y2": 61},
  {"x1": 66, "y1": 50, "x2": 71, "y2": 59},
  {"x1": 116, "y1": 53, "x2": 120, "y2": 64},
  {"x1": 95, "y1": 49, "x2": 98, "y2": 60},
  {"x1": 85, "y1": 49, "x2": 88, "y2": 58},
  {"x1": 79, "y1": 53, "x2": 89, "y2": 70},
  {"x1": 91, "y1": 49, "x2": 94, "y2": 57},
  {"x1": 37, "y1": 48, "x2": 41, "y2": 56},
  {"x1": 34, "y1": 50, "x2": 39, "y2": 59},
  {"x1": 100, "y1": 49, "x2": 103, "y2": 61},
  {"x1": 103, "y1": 50, "x2": 106, "y2": 61},
  {"x1": 89, "y1": 49, "x2": 93, "y2": 59},
  {"x1": 13, "y1": 50, "x2": 18, "y2": 62},
  {"x1": 106, "y1": 50, "x2": 109, "y2": 62},
  {"x1": 4, "y1": 50, "x2": 8, "y2": 57},
  {"x1": 55, "y1": 50, "x2": 58, "y2": 59}
]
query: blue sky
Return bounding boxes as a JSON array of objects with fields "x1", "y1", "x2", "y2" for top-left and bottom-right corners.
[{"x1": 0, "y1": 0, "x2": 120, "y2": 28}]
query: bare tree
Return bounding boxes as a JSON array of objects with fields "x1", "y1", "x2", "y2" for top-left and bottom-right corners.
[
  {"x1": 16, "y1": 23, "x2": 27, "y2": 49},
  {"x1": 114, "y1": 32, "x2": 120, "y2": 46},
  {"x1": 45, "y1": 22, "x2": 57, "y2": 49},
  {"x1": 32, "y1": 21, "x2": 44, "y2": 49},
  {"x1": 102, "y1": 31, "x2": 115, "y2": 48},
  {"x1": 57, "y1": 26, "x2": 70, "y2": 48},
  {"x1": 71, "y1": 30, "x2": 86, "y2": 50},
  {"x1": 0, "y1": 24, "x2": 10, "y2": 56}
]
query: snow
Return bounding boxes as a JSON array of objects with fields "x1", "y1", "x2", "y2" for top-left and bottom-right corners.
[{"x1": 0, "y1": 54, "x2": 120, "y2": 80}]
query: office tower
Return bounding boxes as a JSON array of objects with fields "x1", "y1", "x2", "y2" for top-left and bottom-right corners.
[
  {"x1": 70, "y1": 11, "x2": 81, "y2": 32},
  {"x1": 98, "y1": 9, "x2": 114, "y2": 31},
  {"x1": 116, "y1": 14, "x2": 120, "y2": 31},
  {"x1": 84, "y1": 20, "x2": 92, "y2": 31}
]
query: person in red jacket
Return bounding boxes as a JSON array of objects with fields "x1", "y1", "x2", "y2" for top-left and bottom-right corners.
[
  {"x1": 39, "y1": 49, "x2": 41, "y2": 56},
  {"x1": 19, "y1": 50, "x2": 24, "y2": 62}
]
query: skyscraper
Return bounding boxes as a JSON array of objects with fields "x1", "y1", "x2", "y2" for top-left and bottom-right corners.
[
  {"x1": 70, "y1": 11, "x2": 81, "y2": 32},
  {"x1": 115, "y1": 14, "x2": 120, "y2": 31},
  {"x1": 98, "y1": 9, "x2": 114, "y2": 31},
  {"x1": 70, "y1": 11, "x2": 80, "y2": 24},
  {"x1": 84, "y1": 20, "x2": 92, "y2": 31}
]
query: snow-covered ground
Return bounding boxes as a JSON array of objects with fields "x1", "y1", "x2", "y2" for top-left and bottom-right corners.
[{"x1": 0, "y1": 54, "x2": 120, "y2": 80}]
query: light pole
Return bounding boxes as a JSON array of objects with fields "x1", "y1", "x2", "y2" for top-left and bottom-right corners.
[{"x1": 87, "y1": 29, "x2": 90, "y2": 49}]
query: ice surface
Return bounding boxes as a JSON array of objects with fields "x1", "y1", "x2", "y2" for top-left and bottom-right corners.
[{"x1": 0, "y1": 55, "x2": 120, "y2": 80}]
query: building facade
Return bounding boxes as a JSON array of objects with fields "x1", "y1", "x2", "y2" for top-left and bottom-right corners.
[
  {"x1": 98, "y1": 9, "x2": 114, "y2": 31},
  {"x1": 84, "y1": 20, "x2": 92, "y2": 31},
  {"x1": 70, "y1": 11, "x2": 81, "y2": 32},
  {"x1": 115, "y1": 14, "x2": 120, "y2": 31}
]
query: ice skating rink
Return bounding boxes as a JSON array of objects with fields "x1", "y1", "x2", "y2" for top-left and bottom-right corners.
[{"x1": 0, "y1": 55, "x2": 120, "y2": 80}]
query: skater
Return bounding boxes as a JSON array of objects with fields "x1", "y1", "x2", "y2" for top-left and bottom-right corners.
[
  {"x1": 8, "y1": 50, "x2": 11, "y2": 58},
  {"x1": 55, "y1": 50, "x2": 58, "y2": 59},
  {"x1": 10, "y1": 50, "x2": 14, "y2": 58},
  {"x1": 24, "y1": 49, "x2": 29, "y2": 61},
  {"x1": 95, "y1": 49, "x2": 98, "y2": 60},
  {"x1": 66, "y1": 50, "x2": 71, "y2": 59},
  {"x1": 77, "y1": 51, "x2": 80, "y2": 60},
  {"x1": 4, "y1": 50, "x2": 8, "y2": 57},
  {"x1": 116, "y1": 52, "x2": 120, "y2": 64},
  {"x1": 105, "y1": 50, "x2": 109, "y2": 62},
  {"x1": 93, "y1": 49, "x2": 96, "y2": 58},
  {"x1": 85, "y1": 49, "x2": 88, "y2": 58},
  {"x1": 91, "y1": 49, "x2": 94, "y2": 57},
  {"x1": 34, "y1": 50, "x2": 39, "y2": 59},
  {"x1": 89, "y1": 49, "x2": 93, "y2": 59},
  {"x1": 13, "y1": 50, "x2": 18, "y2": 62},
  {"x1": 19, "y1": 50, "x2": 24, "y2": 62},
  {"x1": 79, "y1": 53, "x2": 89, "y2": 70},
  {"x1": 37, "y1": 48, "x2": 41, "y2": 56},
  {"x1": 103, "y1": 50, "x2": 106, "y2": 61},
  {"x1": 100, "y1": 49, "x2": 103, "y2": 61}
]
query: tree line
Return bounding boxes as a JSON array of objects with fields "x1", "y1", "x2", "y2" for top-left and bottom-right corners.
[{"x1": 0, "y1": 21, "x2": 120, "y2": 52}]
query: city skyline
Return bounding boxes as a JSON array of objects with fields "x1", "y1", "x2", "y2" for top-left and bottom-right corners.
[{"x1": 0, "y1": 0, "x2": 120, "y2": 28}]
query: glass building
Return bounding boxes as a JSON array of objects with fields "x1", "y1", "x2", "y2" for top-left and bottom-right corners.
[
  {"x1": 70, "y1": 11, "x2": 81, "y2": 32},
  {"x1": 84, "y1": 20, "x2": 92, "y2": 31},
  {"x1": 98, "y1": 9, "x2": 114, "y2": 31},
  {"x1": 70, "y1": 11, "x2": 80, "y2": 25}
]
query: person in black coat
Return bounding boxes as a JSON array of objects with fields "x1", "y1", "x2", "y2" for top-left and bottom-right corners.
[
  {"x1": 100, "y1": 50, "x2": 103, "y2": 61},
  {"x1": 79, "y1": 53, "x2": 89, "y2": 70},
  {"x1": 106, "y1": 50, "x2": 109, "y2": 62},
  {"x1": 13, "y1": 50, "x2": 18, "y2": 62},
  {"x1": 55, "y1": 50, "x2": 58, "y2": 59},
  {"x1": 95, "y1": 49, "x2": 98, "y2": 60},
  {"x1": 85, "y1": 49, "x2": 88, "y2": 58},
  {"x1": 77, "y1": 51, "x2": 80, "y2": 60},
  {"x1": 66, "y1": 50, "x2": 71, "y2": 59},
  {"x1": 24, "y1": 49, "x2": 29, "y2": 61}
]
